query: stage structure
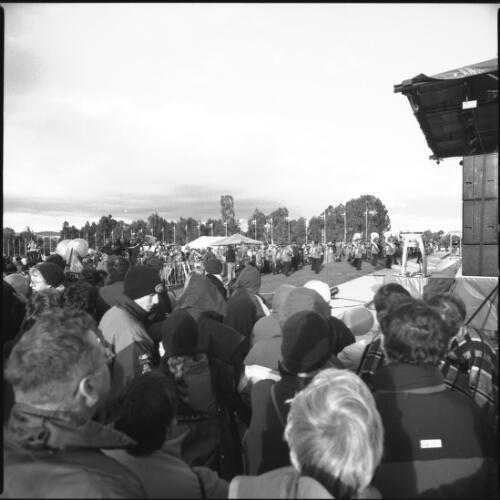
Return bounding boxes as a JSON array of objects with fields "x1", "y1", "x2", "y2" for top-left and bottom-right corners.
[{"x1": 395, "y1": 58, "x2": 498, "y2": 277}]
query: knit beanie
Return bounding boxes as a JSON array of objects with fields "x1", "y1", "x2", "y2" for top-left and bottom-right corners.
[
  {"x1": 45, "y1": 253, "x2": 66, "y2": 270},
  {"x1": 280, "y1": 310, "x2": 332, "y2": 374},
  {"x1": 279, "y1": 287, "x2": 331, "y2": 327},
  {"x1": 36, "y1": 263, "x2": 65, "y2": 288},
  {"x1": 204, "y1": 258, "x2": 222, "y2": 275},
  {"x1": 124, "y1": 265, "x2": 161, "y2": 300},
  {"x1": 161, "y1": 309, "x2": 198, "y2": 357}
]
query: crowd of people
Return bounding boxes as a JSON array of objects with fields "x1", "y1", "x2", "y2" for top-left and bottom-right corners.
[{"x1": 2, "y1": 236, "x2": 497, "y2": 498}]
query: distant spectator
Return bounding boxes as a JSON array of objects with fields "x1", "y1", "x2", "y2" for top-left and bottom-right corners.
[
  {"x1": 231, "y1": 368, "x2": 383, "y2": 498},
  {"x1": 4, "y1": 308, "x2": 146, "y2": 498}
]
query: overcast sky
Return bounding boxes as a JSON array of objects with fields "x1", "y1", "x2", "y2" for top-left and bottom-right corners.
[{"x1": 3, "y1": 3, "x2": 498, "y2": 234}]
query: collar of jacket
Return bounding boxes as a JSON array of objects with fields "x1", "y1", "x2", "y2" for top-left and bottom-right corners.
[
  {"x1": 116, "y1": 293, "x2": 150, "y2": 326},
  {"x1": 6, "y1": 402, "x2": 136, "y2": 451},
  {"x1": 372, "y1": 363, "x2": 446, "y2": 394}
]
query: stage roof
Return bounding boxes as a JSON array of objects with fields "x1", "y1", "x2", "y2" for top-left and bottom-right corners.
[{"x1": 394, "y1": 58, "x2": 498, "y2": 160}]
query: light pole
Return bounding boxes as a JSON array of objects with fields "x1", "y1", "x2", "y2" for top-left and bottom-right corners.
[
  {"x1": 323, "y1": 211, "x2": 327, "y2": 245},
  {"x1": 161, "y1": 226, "x2": 165, "y2": 244},
  {"x1": 224, "y1": 221, "x2": 228, "y2": 237},
  {"x1": 173, "y1": 223, "x2": 176, "y2": 245},
  {"x1": 342, "y1": 210, "x2": 347, "y2": 244},
  {"x1": 253, "y1": 219, "x2": 257, "y2": 240},
  {"x1": 210, "y1": 223, "x2": 214, "y2": 236},
  {"x1": 198, "y1": 221, "x2": 201, "y2": 238},
  {"x1": 287, "y1": 218, "x2": 291, "y2": 244},
  {"x1": 305, "y1": 219, "x2": 308, "y2": 245}
]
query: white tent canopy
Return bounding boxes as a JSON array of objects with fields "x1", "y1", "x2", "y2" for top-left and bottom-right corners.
[
  {"x1": 182, "y1": 236, "x2": 225, "y2": 250},
  {"x1": 212, "y1": 233, "x2": 263, "y2": 246}
]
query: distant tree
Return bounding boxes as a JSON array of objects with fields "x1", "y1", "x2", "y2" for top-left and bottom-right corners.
[
  {"x1": 220, "y1": 195, "x2": 235, "y2": 222},
  {"x1": 247, "y1": 208, "x2": 267, "y2": 240},
  {"x1": 345, "y1": 195, "x2": 390, "y2": 242},
  {"x1": 148, "y1": 212, "x2": 167, "y2": 239}
]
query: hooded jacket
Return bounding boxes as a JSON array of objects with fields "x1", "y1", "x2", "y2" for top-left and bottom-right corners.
[
  {"x1": 177, "y1": 274, "x2": 227, "y2": 320},
  {"x1": 3, "y1": 403, "x2": 146, "y2": 498}
]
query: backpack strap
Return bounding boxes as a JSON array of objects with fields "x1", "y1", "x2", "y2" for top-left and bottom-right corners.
[
  {"x1": 192, "y1": 469, "x2": 206, "y2": 499},
  {"x1": 270, "y1": 384, "x2": 286, "y2": 428}
]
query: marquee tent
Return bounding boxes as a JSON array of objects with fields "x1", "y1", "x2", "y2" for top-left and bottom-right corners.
[
  {"x1": 212, "y1": 233, "x2": 263, "y2": 246},
  {"x1": 182, "y1": 236, "x2": 225, "y2": 250}
]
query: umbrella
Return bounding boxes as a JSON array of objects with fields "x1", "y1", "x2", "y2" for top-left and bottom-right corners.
[{"x1": 212, "y1": 233, "x2": 263, "y2": 246}]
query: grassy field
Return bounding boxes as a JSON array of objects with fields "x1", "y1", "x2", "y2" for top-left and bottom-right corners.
[{"x1": 259, "y1": 259, "x2": 386, "y2": 296}]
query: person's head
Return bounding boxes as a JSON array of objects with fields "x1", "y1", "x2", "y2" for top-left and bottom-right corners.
[
  {"x1": 424, "y1": 293, "x2": 467, "y2": 336},
  {"x1": 109, "y1": 371, "x2": 178, "y2": 456},
  {"x1": 380, "y1": 300, "x2": 451, "y2": 366},
  {"x1": 81, "y1": 267, "x2": 108, "y2": 288},
  {"x1": 25, "y1": 288, "x2": 63, "y2": 327},
  {"x1": 234, "y1": 263, "x2": 261, "y2": 295},
  {"x1": 105, "y1": 255, "x2": 130, "y2": 284},
  {"x1": 161, "y1": 309, "x2": 199, "y2": 358},
  {"x1": 303, "y1": 280, "x2": 332, "y2": 305},
  {"x1": 123, "y1": 265, "x2": 162, "y2": 312},
  {"x1": 4, "y1": 273, "x2": 30, "y2": 301},
  {"x1": 45, "y1": 253, "x2": 66, "y2": 270},
  {"x1": 373, "y1": 283, "x2": 412, "y2": 325},
  {"x1": 280, "y1": 310, "x2": 332, "y2": 375},
  {"x1": 342, "y1": 306, "x2": 374, "y2": 337},
  {"x1": 62, "y1": 280, "x2": 98, "y2": 317},
  {"x1": 5, "y1": 308, "x2": 113, "y2": 417},
  {"x1": 204, "y1": 258, "x2": 222, "y2": 275},
  {"x1": 29, "y1": 263, "x2": 65, "y2": 292},
  {"x1": 279, "y1": 287, "x2": 331, "y2": 327},
  {"x1": 285, "y1": 368, "x2": 384, "y2": 499}
]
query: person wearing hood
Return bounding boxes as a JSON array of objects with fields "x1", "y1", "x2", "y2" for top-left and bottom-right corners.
[
  {"x1": 99, "y1": 264, "x2": 162, "y2": 403},
  {"x1": 224, "y1": 263, "x2": 270, "y2": 357},
  {"x1": 243, "y1": 310, "x2": 343, "y2": 475},
  {"x1": 204, "y1": 258, "x2": 228, "y2": 301}
]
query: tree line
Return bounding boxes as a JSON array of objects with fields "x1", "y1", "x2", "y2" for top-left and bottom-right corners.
[{"x1": 2, "y1": 194, "x2": 459, "y2": 255}]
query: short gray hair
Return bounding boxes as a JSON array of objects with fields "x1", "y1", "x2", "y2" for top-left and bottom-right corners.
[
  {"x1": 5, "y1": 308, "x2": 100, "y2": 406},
  {"x1": 284, "y1": 368, "x2": 384, "y2": 498}
]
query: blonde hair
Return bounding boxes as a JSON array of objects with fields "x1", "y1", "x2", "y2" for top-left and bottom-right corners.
[{"x1": 284, "y1": 368, "x2": 384, "y2": 498}]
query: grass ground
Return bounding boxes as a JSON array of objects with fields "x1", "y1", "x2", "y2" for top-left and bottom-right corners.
[{"x1": 258, "y1": 259, "x2": 386, "y2": 296}]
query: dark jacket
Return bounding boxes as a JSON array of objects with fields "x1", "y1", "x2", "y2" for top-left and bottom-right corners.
[
  {"x1": 3, "y1": 403, "x2": 146, "y2": 498},
  {"x1": 244, "y1": 375, "x2": 311, "y2": 475},
  {"x1": 99, "y1": 295, "x2": 155, "y2": 402},
  {"x1": 372, "y1": 363, "x2": 498, "y2": 499}
]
